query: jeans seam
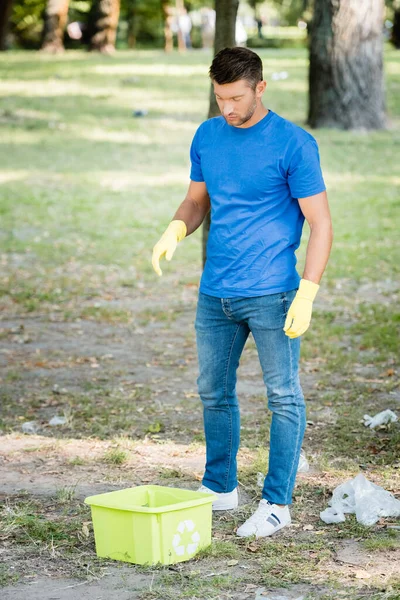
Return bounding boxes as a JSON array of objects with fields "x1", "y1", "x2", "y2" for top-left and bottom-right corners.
[
  {"x1": 222, "y1": 323, "x2": 242, "y2": 492},
  {"x1": 283, "y1": 334, "x2": 301, "y2": 504}
]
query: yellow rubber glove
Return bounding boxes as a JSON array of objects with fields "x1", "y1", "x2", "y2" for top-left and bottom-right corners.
[
  {"x1": 284, "y1": 278, "x2": 320, "y2": 339},
  {"x1": 152, "y1": 220, "x2": 187, "y2": 276}
]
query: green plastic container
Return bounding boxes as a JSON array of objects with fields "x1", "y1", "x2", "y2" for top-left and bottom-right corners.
[{"x1": 84, "y1": 485, "x2": 214, "y2": 565}]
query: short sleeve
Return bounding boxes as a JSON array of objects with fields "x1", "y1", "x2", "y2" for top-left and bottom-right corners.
[
  {"x1": 189, "y1": 126, "x2": 204, "y2": 182},
  {"x1": 287, "y1": 139, "x2": 326, "y2": 199}
]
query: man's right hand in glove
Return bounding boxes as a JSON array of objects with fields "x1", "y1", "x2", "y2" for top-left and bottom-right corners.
[{"x1": 152, "y1": 220, "x2": 187, "y2": 276}]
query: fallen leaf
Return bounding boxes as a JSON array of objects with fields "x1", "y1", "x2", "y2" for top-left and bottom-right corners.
[
  {"x1": 303, "y1": 524, "x2": 314, "y2": 531},
  {"x1": 246, "y1": 542, "x2": 260, "y2": 553},
  {"x1": 82, "y1": 524, "x2": 90, "y2": 537},
  {"x1": 227, "y1": 559, "x2": 238, "y2": 567}
]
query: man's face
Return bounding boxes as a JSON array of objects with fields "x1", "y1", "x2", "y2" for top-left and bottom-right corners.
[{"x1": 213, "y1": 79, "x2": 264, "y2": 127}]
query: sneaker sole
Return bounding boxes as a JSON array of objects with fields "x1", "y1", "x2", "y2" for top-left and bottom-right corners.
[{"x1": 212, "y1": 501, "x2": 239, "y2": 511}]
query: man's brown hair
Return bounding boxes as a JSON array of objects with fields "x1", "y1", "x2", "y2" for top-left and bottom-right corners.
[{"x1": 209, "y1": 47, "x2": 263, "y2": 90}]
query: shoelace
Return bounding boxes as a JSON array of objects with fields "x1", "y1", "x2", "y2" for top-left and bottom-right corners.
[{"x1": 247, "y1": 500, "x2": 276, "y2": 525}]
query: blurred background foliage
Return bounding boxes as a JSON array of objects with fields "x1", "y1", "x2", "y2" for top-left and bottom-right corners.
[{"x1": 7, "y1": 0, "x2": 399, "y2": 51}]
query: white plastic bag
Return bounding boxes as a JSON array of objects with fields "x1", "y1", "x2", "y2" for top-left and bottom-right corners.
[
  {"x1": 320, "y1": 473, "x2": 400, "y2": 526},
  {"x1": 363, "y1": 409, "x2": 398, "y2": 428},
  {"x1": 297, "y1": 448, "x2": 310, "y2": 473},
  {"x1": 21, "y1": 421, "x2": 40, "y2": 434},
  {"x1": 319, "y1": 506, "x2": 346, "y2": 524}
]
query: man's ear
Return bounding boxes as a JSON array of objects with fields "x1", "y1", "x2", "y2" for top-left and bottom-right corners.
[{"x1": 256, "y1": 80, "x2": 267, "y2": 97}]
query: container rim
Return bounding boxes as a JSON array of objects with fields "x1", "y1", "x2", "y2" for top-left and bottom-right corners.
[{"x1": 84, "y1": 485, "x2": 215, "y2": 514}]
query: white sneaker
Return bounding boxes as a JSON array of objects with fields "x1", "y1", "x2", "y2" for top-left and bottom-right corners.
[
  {"x1": 236, "y1": 499, "x2": 291, "y2": 538},
  {"x1": 197, "y1": 484, "x2": 238, "y2": 511}
]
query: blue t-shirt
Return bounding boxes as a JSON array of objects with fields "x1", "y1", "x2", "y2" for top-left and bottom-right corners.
[{"x1": 189, "y1": 109, "x2": 326, "y2": 298}]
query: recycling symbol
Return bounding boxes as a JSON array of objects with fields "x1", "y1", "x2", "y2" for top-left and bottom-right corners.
[{"x1": 172, "y1": 519, "x2": 201, "y2": 556}]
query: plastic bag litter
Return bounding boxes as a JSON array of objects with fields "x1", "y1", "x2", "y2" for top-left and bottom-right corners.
[
  {"x1": 21, "y1": 421, "x2": 40, "y2": 434},
  {"x1": 297, "y1": 448, "x2": 310, "y2": 473},
  {"x1": 363, "y1": 409, "x2": 398, "y2": 428},
  {"x1": 49, "y1": 415, "x2": 67, "y2": 426},
  {"x1": 320, "y1": 473, "x2": 400, "y2": 526}
]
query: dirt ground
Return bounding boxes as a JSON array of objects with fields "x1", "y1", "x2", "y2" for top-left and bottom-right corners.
[{"x1": 1, "y1": 271, "x2": 399, "y2": 599}]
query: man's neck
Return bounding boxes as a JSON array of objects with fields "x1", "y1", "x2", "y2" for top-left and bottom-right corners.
[{"x1": 237, "y1": 105, "x2": 268, "y2": 129}]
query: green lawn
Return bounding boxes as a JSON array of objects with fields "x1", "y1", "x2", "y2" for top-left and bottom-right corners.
[{"x1": 1, "y1": 47, "x2": 399, "y2": 282}]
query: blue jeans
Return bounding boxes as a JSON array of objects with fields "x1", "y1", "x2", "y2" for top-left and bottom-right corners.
[{"x1": 194, "y1": 289, "x2": 306, "y2": 505}]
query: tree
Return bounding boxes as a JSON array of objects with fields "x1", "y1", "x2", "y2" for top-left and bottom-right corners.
[
  {"x1": 41, "y1": 0, "x2": 70, "y2": 52},
  {"x1": 0, "y1": 0, "x2": 13, "y2": 50},
  {"x1": 89, "y1": 0, "x2": 121, "y2": 53},
  {"x1": 308, "y1": 0, "x2": 386, "y2": 130},
  {"x1": 390, "y1": 0, "x2": 400, "y2": 48},
  {"x1": 202, "y1": 0, "x2": 239, "y2": 265}
]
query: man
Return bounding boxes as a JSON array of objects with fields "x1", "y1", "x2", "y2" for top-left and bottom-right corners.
[{"x1": 152, "y1": 47, "x2": 333, "y2": 538}]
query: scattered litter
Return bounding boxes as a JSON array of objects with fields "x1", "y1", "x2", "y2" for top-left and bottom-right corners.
[
  {"x1": 52, "y1": 384, "x2": 68, "y2": 395},
  {"x1": 320, "y1": 473, "x2": 400, "y2": 526},
  {"x1": 49, "y1": 415, "x2": 67, "y2": 426},
  {"x1": 132, "y1": 109, "x2": 148, "y2": 117},
  {"x1": 271, "y1": 71, "x2": 289, "y2": 81},
  {"x1": 320, "y1": 506, "x2": 345, "y2": 524},
  {"x1": 21, "y1": 421, "x2": 40, "y2": 434},
  {"x1": 297, "y1": 448, "x2": 310, "y2": 473},
  {"x1": 121, "y1": 77, "x2": 140, "y2": 86},
  {"x1": 362, "y1": 409, "x2": 398, "y2": 428},
  {"x1": 257, "y1": 472, "x2": 264, "y2": 488}
]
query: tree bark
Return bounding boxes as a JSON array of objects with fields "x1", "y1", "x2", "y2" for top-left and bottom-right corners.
[
  {"x1": 41, "y1": 0, "x2": 70, "y2": 53},
  {"x1": 126, "y1": 0, "x2": 137, "y2": 49},
  {"x1": 202, "y1": 0, "x2": 239, "y2": 267},
  {"x1": 89, "y1": 0, "x2": 120, "y2": 54},
  {"x1": 308, "y1": 0, "x2": 385, "y2": 130},
  {"x1": 162, "y1": 1, "x2": 173, "y2": 52},
  {"x1": 0, "y1": 0, "x2": 13, "y2": 51}
]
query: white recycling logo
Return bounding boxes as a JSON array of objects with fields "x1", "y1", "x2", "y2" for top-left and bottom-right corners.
[{"x1": 172, "y1": 519, "x2": 201, "y2": 556}]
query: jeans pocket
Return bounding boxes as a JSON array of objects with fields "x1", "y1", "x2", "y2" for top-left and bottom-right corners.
[{"x1": 250, "y1": 292, "x2": 292, "y2": 330}]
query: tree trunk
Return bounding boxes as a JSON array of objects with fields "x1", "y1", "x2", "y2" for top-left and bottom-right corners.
[
  {"x1": 202, "y1": 0, "x2": 239, "y2": 267},
  {"x1": 0, "y1": 0, "x2": 13, "y2": 51},
  {"x1": 41, "y1": 0, "x2": 70, "y2": 53},
  {"x1": 391, "y1": 8, "x2": 400, "y2": 49},
  {"x1": 126, "y1": 0, "x2": 137, "y2": 49},
  {"x1": 162, "y1": 1, "x2": 173, "y2": 52},
  {"x1": 89, "y1": 0, "x2": 120, "y2": 54},
  {"x1": 308, "y1": 0, "x2": 385, "y2": 130}
]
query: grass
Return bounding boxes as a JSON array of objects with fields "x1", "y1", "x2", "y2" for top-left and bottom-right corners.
[
  {"x1": 0, "y1": 495, "x2": 111, "y2": 581},
  {"x1": 103, "y1": 447, "x2": 128, "y2": 464},
  {"x1": 0, "y1": 45, "x2": 399, "y2": 598}
]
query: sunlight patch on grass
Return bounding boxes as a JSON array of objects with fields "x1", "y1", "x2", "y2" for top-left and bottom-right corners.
[{"x1": 92, "y1": 64, "x2": 209, "y2": 77}]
